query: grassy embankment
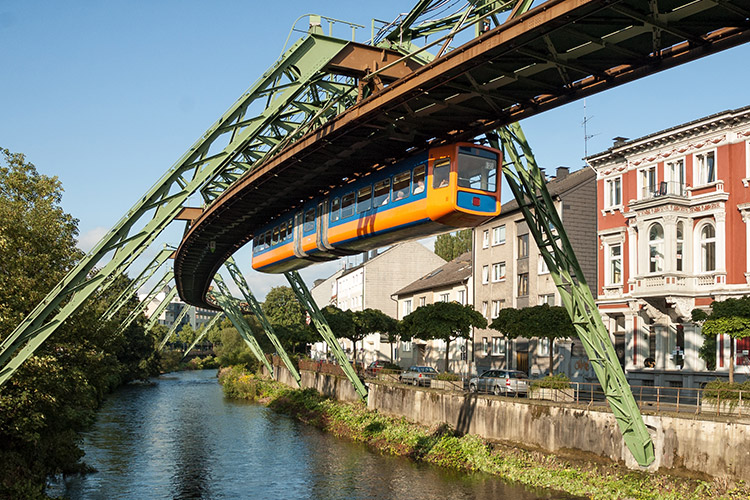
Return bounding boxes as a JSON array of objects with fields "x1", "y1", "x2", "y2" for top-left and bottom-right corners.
[{"x1": 218, "y1": 366, "x2": 747, "y2": 500}]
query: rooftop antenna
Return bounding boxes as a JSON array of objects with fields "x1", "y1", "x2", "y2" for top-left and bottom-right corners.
[{"x1": 582, "y1": 98, "x2": 599, "y2": 158}]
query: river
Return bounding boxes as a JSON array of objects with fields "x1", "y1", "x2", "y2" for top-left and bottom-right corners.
[{"x1": 52, "y1": 369, "x2": 576, "y2": 499}]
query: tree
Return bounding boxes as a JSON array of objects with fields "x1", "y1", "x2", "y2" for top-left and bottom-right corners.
[
  {"x1": 692, "y1": 297, "x2": 750, "y2": 384},
  {"x1": 434, "y1": 229, "x2": 471, "y2": 261},
  {"x1": 320, "y1": 305, "x2": 355, "y2": 360},
  {"x1": 262, "y1": 286, "x2": 313, "y2": 353},
  {"x1": 490, "y1": 304, "x2": 576, "y2": 375},
  {"x1": 401, "y1": 302, "x2": 487, "y2": 372},
  {"x1": 352, "y1": 308, "x2": 397, "y2": 365}
]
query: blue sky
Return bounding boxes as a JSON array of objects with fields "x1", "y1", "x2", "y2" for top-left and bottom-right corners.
[{"x1": 2, "y1": 1, "x2": 749, "y2": 300}]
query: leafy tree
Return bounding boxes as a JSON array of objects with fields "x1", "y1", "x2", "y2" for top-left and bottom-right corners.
[
  {"x1": 692, "y1": 297, "x2": 750, "y2": 384},
  {"x1": 262, "y1": 286, "x2": 314, "y2": 353},
  {"x1": 352, "y1": 308, "x2": 397, "y2": 365},
  {"x1": 434, "y1": 229, "x2": 471, "y2": 261},
  {"x1": 320, "y1": 305, "x2": 355, "y2": 359},
  {"x1": 401, "y1": 302, "x2": 487, "y2": 372},
  {"x1": 490, "y1": 304, "x2": 576, "y2": 375}
]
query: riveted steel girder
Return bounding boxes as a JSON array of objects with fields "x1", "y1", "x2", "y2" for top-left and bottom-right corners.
[
  {"x1": 118, "y1": 271, "x2": 174, "y2": 335},
  {"x1": 493, "y1": 123, "x2": 654, "y2": 467},
  {"x1": 182, "y1": 312, "x2": 224, "y2": 361},
  {"x1": 145, "y1": 287, "x2": 179, "y2": 332},
  {"x1": 224, "y1": 257, "x2": 301, "y2": 386},
  {"x1": 158, "y1": 304, "x2": 193, "y2": 351}
]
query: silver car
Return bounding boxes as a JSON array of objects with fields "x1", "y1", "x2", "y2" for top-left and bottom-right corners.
[
  {"x1": 469, "y1": 369, "x2": 529, "y2": 395},
  {"x1": 399, "y1": 366, "x2": 438, "y2": 386}
]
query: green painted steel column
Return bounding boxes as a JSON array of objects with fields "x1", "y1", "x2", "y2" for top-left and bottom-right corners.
[
  {"x1": 145, "y1": 287, "x2": 179, "y2": 332},
  {"x1": 284, "y1": 270, "x2": 367, "y2": 400},
  {"x1": 224, "y1": 257, "x2": 301, "y2": 386},
  {"x1": 158, "y1": 304, "x2": 193, "y2": 351},
  {"x1": 493, "y1": 123, "x2": 655, "y2": 467},
  {"x1": 181, "y1": 312, "x2": 224, "y2": 361},
  {"x1": 118, "y1": 271, "x2": 174, "y2": 334},
  {"x1": 212, "y1": 274, "x2": 273, "y2": 374}
]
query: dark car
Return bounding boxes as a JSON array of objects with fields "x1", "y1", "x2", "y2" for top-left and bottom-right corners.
[
  {"x1": 365, "y1": 360, "x2": 400, "y2": 376},
  {"x1": 469, "y1": 369, "x2": 529, "y2": 395},
  {"x1": 399, "y1": 366, "x2": 438, "y2": 386}
]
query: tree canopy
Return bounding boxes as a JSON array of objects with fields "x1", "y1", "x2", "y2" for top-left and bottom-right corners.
[
  {"x1": 401, "y1": 301, "x2": 486, "y2": 372},
  {"x1": 434, "y1": 229, "x2": 471, "y2": 262},
  {"x1": 262, "y1": 286, "x2": 314, "y2": 353},
  {"x1": 692, "y1": 296, "x2": 750, "y2": 382}
]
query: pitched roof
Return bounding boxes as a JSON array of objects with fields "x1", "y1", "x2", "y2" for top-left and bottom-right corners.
[
  {"x1": 496, "y1": 165, "x2": 595, "y2": 216},
  {"x1": 394, "y1": 251, "x2": 472, "y2": 297}
]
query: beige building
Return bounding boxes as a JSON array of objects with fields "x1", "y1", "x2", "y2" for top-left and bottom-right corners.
[
  {"x1": 472, "y1": 166, "x2": 597, "y2": 380},
  {"x1": 393, "y1": 252, "x2": 473, "y2": 373},
  {"x1": 310, "y1": 241, "x2": 445, "y2": 364}
]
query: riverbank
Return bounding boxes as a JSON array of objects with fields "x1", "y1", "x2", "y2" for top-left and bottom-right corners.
[{"x1": 219, "y1": 366, "x2": 748, "y2": 500}]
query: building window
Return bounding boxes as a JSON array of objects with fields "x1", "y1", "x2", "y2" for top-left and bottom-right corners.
[
  {"x1": 403, "y1": 299, "x2": 412, "y2": 316},
  {"x1": 700, "y1": 223, "x2": 716, "y2": 272},
  {"x1": 607, "y1": 243, "x2": 622, "y2": 285},
  {"x1": 492, "y1": 337, "x2": 506, "y2": 356},
  {"x1": 666, "y1": 159, "x2": 685, "y2": 196},
  {"x1": 439, "y1": 293, "x2": 450, "y2": 303},
  {"x1": 539, "y1": 337, "x2": 549, "y2": 356},
  {"x1": 640, "y1": 165, "x2": 657, "y2": 199},
  {"x1": 539, "y1": 294, "x2": 555, "y2": 306},
  {"x1": 648, "y1": 223, "x2": 664, "y2": 273},
  {"x1": 538, "y1": 256, "x2": 549, "y2": 275},
  {"x1": 604, "y1": 177, "x2": 622, "y2": 208},
  {"x1": 517, "y1": 273, "x2": 529, "y2": 297},
  {"x1": 491, "y1": 262, "x2": 506, "y2": 282},
  {"x1": 457, "y1": 289, "x2": 466, "y2": 305},
  {"x1": 676, "y1": 222, "x2": 684, "y2": 272},
  {"x1": 492, "y1": 225, "x2": 506, "y2": 245},
  {"x1": 518, "y1": 234, "x2": 529, "y2": 258},
  {"x1": 401, "y1": 341, "x2": 411, "y2": 352},
  {"x1": 482, "y1": 265, "x2": 489, "y2": 284},
  {"x1": 695, "y1": 150, "x2": 716, "y2": 185},
  {"x1": 481, "y1": 301, "x2": 488, "y2": 318},
  {"x1": 482, "y1": 230, "x2": 489, "y2": 249},
  {"x1": 482, "y1": 337, "x2": 489, "y2": 355},
  {"x1": 419, "y1": 296, "x2": 426, "y2": 307},
  {"x1": 491, "y1": 299, "x2": 503, "y2": 319}
]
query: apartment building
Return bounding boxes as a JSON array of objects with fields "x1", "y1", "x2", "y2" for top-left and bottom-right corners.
[
  {"x1": 473, "y1": 166, "x2": 597, "y2": 380},
  {"x1": 392, "y1": 252, "x2": 473, "y2": 373},
  {"x1": 590, "y1": 106, "x2": 750, "y2": 388}
]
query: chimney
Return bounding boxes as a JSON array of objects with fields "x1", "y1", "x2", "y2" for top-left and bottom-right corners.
[
  {"x1": 555, "y1": 166, "x2": 569, "y2": 180},
  {"x1": 613, "y1": 136, "x2": 629, "y2": 147}
]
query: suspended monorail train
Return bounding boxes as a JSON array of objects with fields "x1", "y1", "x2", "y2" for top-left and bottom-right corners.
[{"x1": 251, "y1": 142, "x2": 502, "y2": 273}]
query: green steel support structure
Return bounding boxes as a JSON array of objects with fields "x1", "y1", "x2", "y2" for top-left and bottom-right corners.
[
  {"x1": 284, "y1": 270, "x2": 367, "y2": 400},
  {"x1": 212, "y1": 274, "x2": 273, "y2": 374},
  {"x1": 101, "y1": 246, "x2": 175, "y2": 323},
  {"x1": 118, "y1": 271, "x2": 174, "y2": 334},
  {"x1": 181, "y1": 312, "x2": 224, "y2": 361},
  {"x1": 492, "y1": 123, "x2": 655, "y2": 467},
  {"x1": 145, "y1": 287, "x2": 179, "y2": 332},
  {"x1": 224, "y1": 257, "x2": 301, "y2": 386},
  {"x1": 158, "y1": 304, "x2": 193, "y2": 351}
]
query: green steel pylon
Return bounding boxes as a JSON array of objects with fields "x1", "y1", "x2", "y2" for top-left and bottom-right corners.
[
  {"x1": 224, "y1": 257, "x2": 301, "y2": 386},
  {"x1": 145, "y1": 287, "x2": 179, "y2": 332},
  {"x1": 101, "y1": 246, "x2": 174, "y2": 323},
  {"x1": 117, "y1": 270, "x2": 174, "y2": 335},
  {"x1": 492, "y1": 123, "x2": 655, "y2": 467},
  {"x1": 212, "y1": 274, "x2": 273, "y2": 374},
  {"x1": 181, "y1": 312, "x2": 224, "y2": 361},
  {"x1": 158, "y1": 304, "x2": 193, "y2": 351},
  {"x1": 284, "y1": 270, "x2": 367, "y2": 400},
  {"x1": 0, "y1": 26, "x2": 362, "y2": 387}
]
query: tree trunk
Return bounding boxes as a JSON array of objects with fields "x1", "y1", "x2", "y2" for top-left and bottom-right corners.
[
  {"x1": 352, "y1": 340, "x2": 357, "y2": 370},
  {"x1": 730, "y1": 337, "x2": 735, "y2": 385},
  {"x1": 445, "y1": 338, "x2": 451, "y2": 373},
  {"x1": 390, "y1": 341, "x2": 394, "y2": 363},
  {"x1": 549, "y1": 338, "x2": 554, "y2": 376}
]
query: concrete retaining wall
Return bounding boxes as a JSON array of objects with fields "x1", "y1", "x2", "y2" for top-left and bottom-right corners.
[{"x1": 267, "y1": 365, "x2": 750, "y2": 482}]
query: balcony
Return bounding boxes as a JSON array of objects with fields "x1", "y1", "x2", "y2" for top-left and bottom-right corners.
[
  {"x1": 629, "y1": 272, "x2": 726, "y2": 297},
  {"x1": 640, "y1": 181, "x2": 687, "y2": 201}
]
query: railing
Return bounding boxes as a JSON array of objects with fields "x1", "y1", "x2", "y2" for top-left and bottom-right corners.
[{"x1": 640, "y1": 181, "x2": 687, "y2": 201}]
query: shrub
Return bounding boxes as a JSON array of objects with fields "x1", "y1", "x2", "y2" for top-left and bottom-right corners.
[
  {"x1": 702, "y1": 379, "x2": 750, "y2": 403},
  {"x1": 531, "y1": 373, "x2": 571, "y2": 390},
  {"x1": 435, "y1": 372, "x2": 461, "y2": 381}
]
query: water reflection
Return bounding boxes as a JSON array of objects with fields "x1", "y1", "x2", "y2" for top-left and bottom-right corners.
[{"x1": 55, "y1": 370, "x2": 576, "y2": 500}]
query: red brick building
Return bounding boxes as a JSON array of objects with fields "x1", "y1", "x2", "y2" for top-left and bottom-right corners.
[{"x1": 589, "y1": 106, "x2": 750, "y2": 387}]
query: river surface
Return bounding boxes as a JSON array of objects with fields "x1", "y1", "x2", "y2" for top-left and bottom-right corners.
[{"x1": 52, "y1": 369, "x2": 576, "y2": 499}]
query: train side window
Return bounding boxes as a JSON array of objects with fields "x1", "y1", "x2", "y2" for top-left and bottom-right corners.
[
  {"x1": 287, "y1": 220, "x2": 293, "y2": 239},
  {"x1": 357, "y1": 185, "x2": 372, "y2": 213},
  {"x1": 433, "y1": 158, "x2": 450, "y2": 189},
  {"x1": 331, "y1": 197, "x2": 340, "y2": 222},
  {"x1": 341, "y1": 192, "x2": 355, "y2": 218},
  {"x1": 303, "y1": 209, "x2": 315, "y2": 232},
  {"x1": 279, "y1": 222, "x2": 287, "y2": 241},
  {"x1": 272, "y1": 226, "x2": 280, "y2": 245},
  {"x1": 264, "y1": 231, "x2": 272, "y2": 248},
  {"x1": 374, "y1": 179, "x2": 390, "y2": 206},
  {"x1": 413, "y1": 164, "x2": 426, "y2": 194},
  {"x1": 393, "y1": 171, "x2": 411, "y2": 201}
]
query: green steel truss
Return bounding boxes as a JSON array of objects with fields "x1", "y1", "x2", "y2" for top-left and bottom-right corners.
[
  {"x1": 101, "y1": 246, "x2": 174, "y2": 323},
  {"x1": 493, "y1": 123, "x2": 655, "y2": 467},
  {"x1": 158, "y1": 304, "x2": 193, "y2": 351},
  {"x1": 284, "y1": 270, "x2": 367, "y2": 399},
  {"x1": 0, "y1": 26, "x2": 365, "y2": 387},
  {"x1": 117, "y1": 270, "x2": 174, "y2": 335},
  {"x1": 212, "y1": 274, "x2": 273, "y2": 374},
  {"x1": 145, "y1": 287, "x2": 179, "y2": 332},
  {"x1": 181, "y1": 312, "x2": 224, "y2": 361},
  {"x1": 224, "y1": 257, "x2": 301, "y2": 386}
]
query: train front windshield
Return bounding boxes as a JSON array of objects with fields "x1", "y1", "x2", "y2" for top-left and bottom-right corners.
[{"x1": 457, "y1": 147, "x2": 497, "y2": 192}]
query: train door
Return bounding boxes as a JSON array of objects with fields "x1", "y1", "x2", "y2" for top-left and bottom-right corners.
[
  {"x1": 293, "y1": 211, "x2": 305, "y2": 258},
  {"x1": 317, "y1": 200, "x2": 333, "y2": 251}
]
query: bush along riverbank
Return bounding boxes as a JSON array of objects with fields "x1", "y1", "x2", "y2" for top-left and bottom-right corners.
[{"x1": 218, "y1": 367, "x2": 749, "y2": 500}]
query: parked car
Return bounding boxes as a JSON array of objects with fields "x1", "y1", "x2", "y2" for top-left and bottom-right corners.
[
  {"x1": 364, "y1": 360, "x2": 401, "y2": 377},
  {"x1": 399, "y1": 366, "x2": 438, "y2": 386},
  {"x1": 469, "y1": 370, "x2": 529, "y2": 396}
]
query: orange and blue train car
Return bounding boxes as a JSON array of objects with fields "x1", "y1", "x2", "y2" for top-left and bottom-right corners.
[{"x1": 251, "y1": 142, "x2": 502, "y2": 273}]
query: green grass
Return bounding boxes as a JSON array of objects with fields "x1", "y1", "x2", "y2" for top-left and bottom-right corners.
[{"x1": 218, "y1": 367, "x2": 748, "y2": 500}]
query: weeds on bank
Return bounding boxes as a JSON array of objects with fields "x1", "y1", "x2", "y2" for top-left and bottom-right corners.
[{"x1": 218, "y1": 367, "x2": 749, "y2": 500}]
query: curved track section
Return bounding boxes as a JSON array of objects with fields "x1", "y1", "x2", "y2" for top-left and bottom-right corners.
[{"x1": 177, "y1": 0, "x2": 750, "y2": 309}]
